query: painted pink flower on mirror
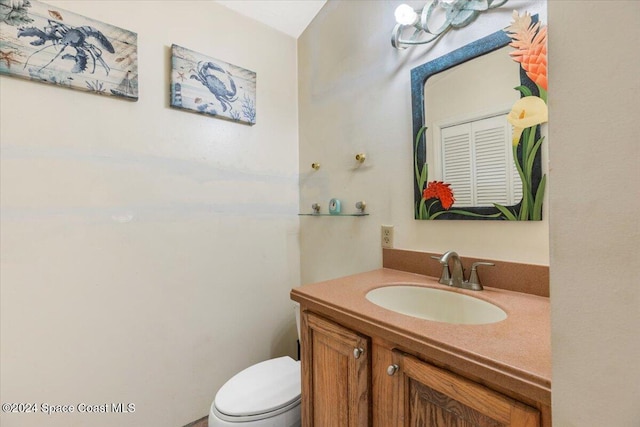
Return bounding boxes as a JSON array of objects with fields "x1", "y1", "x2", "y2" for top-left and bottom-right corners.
[{"x1": 505, "y1": 10, "x2": 547, "y2": 91}]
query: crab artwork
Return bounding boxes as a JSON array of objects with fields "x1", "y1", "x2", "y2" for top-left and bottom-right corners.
[
  {"x1": 17, "y1": 19, "x2": 115, "y2": 75},
  {"x1": 0, "y1": 0, "x2": 138, "y2": 100},
  {"x1": 170, "y1": 44, "x2": 256, "y2": 125},
  {"x1": 190, "y1": 61, "x2": 237, "y2": 113}
]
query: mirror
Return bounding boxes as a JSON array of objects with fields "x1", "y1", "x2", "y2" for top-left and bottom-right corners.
[{"x1": 412, "y1": 16, "x2": 544, "y2": 220}]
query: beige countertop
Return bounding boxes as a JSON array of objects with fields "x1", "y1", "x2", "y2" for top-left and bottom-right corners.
[{"x1": 291, "y1": 268, "x2": 551, "y2": 405}]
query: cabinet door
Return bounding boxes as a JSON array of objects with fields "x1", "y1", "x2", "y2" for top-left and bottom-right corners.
[
  {"x1": 390, "y1": 350, "x2": 540, "y2": 427},
  {"x1": 301, "y1": 311, "x2": 369, "y2": 427}
]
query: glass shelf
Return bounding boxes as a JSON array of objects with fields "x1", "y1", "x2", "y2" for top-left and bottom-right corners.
[{"x1": 299, "y1": 213, "x2": 369, "y2": 217}]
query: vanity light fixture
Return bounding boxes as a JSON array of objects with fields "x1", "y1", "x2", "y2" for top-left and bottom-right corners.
[{"x1": 391, "y1": 0, "x2": 508, "y2": 49}]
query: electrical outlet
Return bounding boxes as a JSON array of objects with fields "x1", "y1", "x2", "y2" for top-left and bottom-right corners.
[{"x1": 381, "y1": 225, "x2": 394, "y2": 248}]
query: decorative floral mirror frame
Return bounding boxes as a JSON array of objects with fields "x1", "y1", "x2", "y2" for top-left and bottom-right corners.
[{"x1": 412, "y1": 13, "x2": 547, "y2": 220}]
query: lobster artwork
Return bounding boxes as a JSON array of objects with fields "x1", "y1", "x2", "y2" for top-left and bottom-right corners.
[{"x1": 17, "y1": 19, "x2": 115, "y2": 75}]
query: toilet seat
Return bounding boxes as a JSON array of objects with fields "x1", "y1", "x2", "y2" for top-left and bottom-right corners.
[
  {"x1": 213, "y1": 356, "x2": 301, "y2": 422},
  {"x1": 212, "y1": 396, "x2": 300, "y2": 423}
]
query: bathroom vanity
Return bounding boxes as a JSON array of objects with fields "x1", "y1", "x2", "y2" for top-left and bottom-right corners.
[{"x1": 290, "y1": 258, "x2": 551, "y2": 426}]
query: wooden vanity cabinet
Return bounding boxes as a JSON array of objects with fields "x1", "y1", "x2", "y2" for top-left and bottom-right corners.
[
  {"x1": 301, "y1": 310, "x2": 544, "y2": 427},
  {"x1": 301, "y1": 311, "x2": 370, "y2": 427},
  {"x1": 376, "y1": 346, "x2": 540, "y2": 427}
]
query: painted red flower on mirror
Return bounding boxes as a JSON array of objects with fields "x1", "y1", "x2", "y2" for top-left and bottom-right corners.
[{"x1": 423, "y1": 181, "x2": 455, "y2": 210}]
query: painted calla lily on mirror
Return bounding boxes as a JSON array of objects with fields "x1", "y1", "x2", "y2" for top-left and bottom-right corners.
[
  {"x1": 507, "y1": 96, "x2": 548, "y2": 146},
  {"x1": 495, "y1": 95, "x2": 548, "y2": 221}
]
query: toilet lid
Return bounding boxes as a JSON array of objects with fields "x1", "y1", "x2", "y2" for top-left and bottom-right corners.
[{"x1": 214, "y1": 356, "x2": 301, "y2": 417}]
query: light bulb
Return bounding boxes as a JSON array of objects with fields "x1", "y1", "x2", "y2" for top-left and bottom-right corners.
[{"x1": 394, "y1": 4, "x2": 418, "y2": 26}]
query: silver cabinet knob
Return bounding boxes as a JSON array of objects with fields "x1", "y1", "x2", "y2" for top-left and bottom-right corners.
[
  {"x1": 353, "y1": 348, "x2": 364, "y2": 359},
  {"x1": 387, "y1": 364, "x2": 399, "y2": 376}
]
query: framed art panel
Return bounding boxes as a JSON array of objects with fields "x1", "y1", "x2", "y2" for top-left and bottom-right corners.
[
  {"x1": 0, "y1": 0, "x2": 138, "y2": 100},
  {"x1": 170, "y1": 44, "x2": 256, "y2": 125}
]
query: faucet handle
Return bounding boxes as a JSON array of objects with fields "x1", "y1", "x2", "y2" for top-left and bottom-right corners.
[
  {"x1": 467, "y1": 262, "x2": 495, "y2": 290},
  {"x1": 431, "y1": 255, "x2": 451, "y2": 285}
]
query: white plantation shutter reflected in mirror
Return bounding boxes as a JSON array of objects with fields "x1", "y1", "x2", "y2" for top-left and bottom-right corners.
[
  {"x1": 441, "y1": 114, "x2": 522, "y2": 207},
  {"x1": 442, "y1": 124, "x2": 473, "y2": 206},
  {"x1": 474, "y1": 117, "x2": 509, "y2": 205}
]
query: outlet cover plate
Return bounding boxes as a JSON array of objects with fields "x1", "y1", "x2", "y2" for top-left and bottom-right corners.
[{"x1": 381, "y1": 225, "x2": 394, "y2": 248}]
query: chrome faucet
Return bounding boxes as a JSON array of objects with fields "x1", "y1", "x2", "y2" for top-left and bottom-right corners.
[{"x1": 437, "y1": 251, "x2": 494, "y2": 291}]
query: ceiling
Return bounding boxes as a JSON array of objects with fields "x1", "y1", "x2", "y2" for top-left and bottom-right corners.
[{"x1": 214, "y1": 0, "x2": 327, "y2": 38}]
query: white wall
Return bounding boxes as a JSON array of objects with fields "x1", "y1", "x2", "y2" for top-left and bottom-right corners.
[
  {"x1": 298, "y1": 0, "x2": 548, "y2": 286},
  {"x1": 548, "y1": 1, "x2": 640, "y2": 425},
  {"x1": 0, "y1": 2, "x2": 299, "y2": 426}
]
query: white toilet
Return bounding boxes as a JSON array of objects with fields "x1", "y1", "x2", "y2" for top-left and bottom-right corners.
[{"x1": 208, "y1": 305, "x2": 301, "y2": 427}]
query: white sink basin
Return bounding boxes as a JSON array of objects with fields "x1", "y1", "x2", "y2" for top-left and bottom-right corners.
[{"x1": 365, "y1": 285, "x2": 507, "y2": 325}]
